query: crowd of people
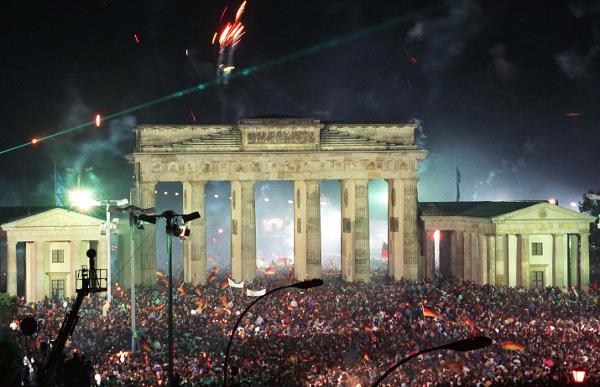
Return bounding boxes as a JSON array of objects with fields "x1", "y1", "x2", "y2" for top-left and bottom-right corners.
[{"x1": 10, "y1": 269, "x2": 600, "y2": 385}]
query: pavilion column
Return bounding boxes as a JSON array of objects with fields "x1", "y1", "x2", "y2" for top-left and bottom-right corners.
[
  {"x1": 450, "y1": 232, "x2": 464, "y2": 280},
  {"x1": 569, "y1": 234, "x2": 579, "y2": 288},
  {"x1": 579, "y1": 232, "x2": 590, "y2": 291},
  {"x1": 35, "y1": 241, "x2": 49, "y2": 301},
  {"x1": 403, "y1": 179, "x2": 419, "y2": 280},
  {"x1": 463, "y1": 233, "x2": 471, "y2": 281},
  {"x1": 516, "y1": 234, "x2": 530, "y2": 288},
  {"x1": 424, "y1": 230, "x2": 435, "y2": 281},
  {"x1": 6, "y1": 237, "x2": 17, "y2": 296},
  {"x1": 231, "y1": 180, "x2": 256, "y2": 283},
  {"x1": 69, "y1": 239, "x2": 83, "y2": 300},
  {"x1": 183, "y1": 181, "x2": 206, "y2": 285},
  {"x1": 133, "y1": 182, "x2": 157, "y2": 285},
  {"x1": 470, "y1": 233, "x2": 479, "y2": 283},
  {"x1": 294, "y1": 180, "x2": 322, "y2": 281},
  {"x1": 487, "y1": 235, "x2": 495, "y2": 285},
  {"x1": 552, "y1": 234, "x2": 564, "y2": 288},
  {"x1": 479, "y1": 235, "x2": 488, "y2": 285},
  {"x1": 495, "y1": 234, "x2": 507, "y2": 286},
  {"x1": 387, "y1": 179, "x2": 404, "y2": 280},
  {"x1": 341, "y1": 179, "x2": 370, "y2": 282},
  {"x1": 25, "y1": 242, "x2": 35, "y2": 302}
]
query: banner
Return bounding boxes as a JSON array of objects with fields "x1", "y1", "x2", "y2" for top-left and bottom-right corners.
[
  {"x1": 228, "y1": 278, "x2": 245, "y2": 288},
  {"x1": 246, "y1": 288, "x2": 266, "y2": 297}
]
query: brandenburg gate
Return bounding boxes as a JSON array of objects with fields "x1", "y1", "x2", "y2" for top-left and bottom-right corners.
[{"x1": 128, "y1": 117, "x2": 426, "y2": 284}]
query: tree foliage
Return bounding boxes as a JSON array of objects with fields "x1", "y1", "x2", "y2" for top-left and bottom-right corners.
[{"x1": 579, "y1": 190, "x2": 600, "y2": 264}]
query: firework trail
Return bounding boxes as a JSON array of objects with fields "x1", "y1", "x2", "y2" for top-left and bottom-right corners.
[{"x1": 214, "y1": 1, "x2": 247, "y2": 84}]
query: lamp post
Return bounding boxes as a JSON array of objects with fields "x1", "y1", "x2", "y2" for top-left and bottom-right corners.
[
  {"x1": 371, "y1": 336, "x2": 492, "y2": 386},
  {"x1": 223, "y1": 278, "x2": 324, "y2": 386},
  {"x1": 68, "y1": 189, "x2": 128, "y2": 301},
  {"x1": 572, "y1": 368, "x2": 586, "y2": 384},
  {"x1": 138, "y1": 210, "x2": 201, "y2": 386}
]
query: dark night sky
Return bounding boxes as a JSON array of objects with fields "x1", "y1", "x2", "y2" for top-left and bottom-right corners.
[{"x1": 2, "y1": 0, "x2": 600, "y2": 208}]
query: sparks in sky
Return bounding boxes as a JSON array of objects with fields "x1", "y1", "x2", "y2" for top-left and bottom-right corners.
[
  {"x1": 214, "y1": 1, "x2": 247, "y2": 84},
  {"x1": 95, "y1": 114, "x2": 101, "y2": 127},
  {"x1": 133, "y1": 33, "x2": 140, "y2": 44},
  {"x1": 190, "y1": 110, "x2": 196, "y2": 122},
  {"x1": 31, "y1": 138, "x2": 38, "y2": 144},
  {"x1": 565, "y1": 112, "x2": 581, "y2": 117}
]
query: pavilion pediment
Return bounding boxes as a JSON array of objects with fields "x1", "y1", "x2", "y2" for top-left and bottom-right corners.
[
  {"x1": 492, "y1": 203, "x2": 596, "y2": 223},
  {"x1": 1, "y1": 208, "x2": 104, "y2": 230}
]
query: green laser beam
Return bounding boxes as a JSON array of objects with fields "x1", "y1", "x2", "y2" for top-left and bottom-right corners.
[{"x1": 0, "y1": 4, "x2": 444, "y2": 155}]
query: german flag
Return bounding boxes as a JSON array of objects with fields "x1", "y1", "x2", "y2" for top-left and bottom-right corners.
[
  {"x1": 265, "y1": 267, "x2": 276, "y2": 275},
  {"x1": 422, "y1": 306, "x2": 442, "y2": 319},
  {"x1": 501, "y1": 341, "x2": 525, "y2": 351},
  {"x1": 363, "y1": 350, "x2": 370, "y2": 361},
  {"x1": 152, "y1": 303, "x2": 165, "y2": 312},
  {"x1": 286, "y1": 268, "x2": 294, "y2": 281},
  {"x1": 140, "y1": 337, "x2": 152, "y2": 352},
  {"x1": 219, "y1": 279, "x2": 229, "y2": 290},
  {"x1": 220, "y1": 295, "x2": 229, "y2": 308},
  {"x1": 207, "y1": 271, "x2": 217, "y2": 283}
]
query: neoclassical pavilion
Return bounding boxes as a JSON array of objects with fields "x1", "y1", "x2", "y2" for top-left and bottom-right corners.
[
  {"x1": 420, "y1": 201, "x2": 596, "y2": 290},
  {"x1": 0, "y1": 208, "x2": 106, "y2": 301},
  {"x1": 128, "y1": 117, "x2": 426, "y2": 284}
]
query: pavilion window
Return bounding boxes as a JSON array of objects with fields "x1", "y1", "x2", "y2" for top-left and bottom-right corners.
[
  {"x1": 51, "y1": 279, "x2": 65, "y2": 298},
  {"x1": 531, "y1": 271, "x2": 544, "y2": 289},
  {"x1": 531, "y1": 242, "x2": 543, "y2": 256},
  {"x1": 51, "y1": 249, "x2": 65, "y2": 263}
]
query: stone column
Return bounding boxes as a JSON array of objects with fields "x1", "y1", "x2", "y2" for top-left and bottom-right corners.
[
  {"x1": 451, "y1": 232, "x2": 464, "y2": 280},
  {"x1": 487, "y1": 235, "x2": 495, "y2": 285},
  {"x1": 183, "y1": 181, "x2": 207, "y2": 285},
  {"x1": 516, "y1": 234, "x2": 529, "y2": 288},
  {"x1": 6, "y1": 237, "x2": 17, "y2": 295},
  {"x1": 495, "y1": 234, "x2": 507, "y2": 285},
  {"x1": 231, "y1": 180, "x2": 256, "y2": 282},
  {"x1": 470, "y1": 233, "x2": 479, "y2": 283},
  {"x1": 479, "y1": 235, "x2": 488, "y2": 285},
  {"x1": 462, "y1": 233, "x2": 471, "y2": 281},
  {"x1": 25, "y1": 242, "x2": 35, "y2": 302},
  {"x1": 341, "y1": 179, "x2": 370, "y2": 282},
  {"x1": 569, "y1": 234, "x2": 579, "y2": 288},
  {"x1": 35, "y1": 241, "x2": 49, "y2": 301},
  {"x1": 294, "y1": 180, "x2": 322, "y2": 280},
  {"x1": 387, "y1": 179, "x2": 404, "y2": 280},
  {"x1": 579, "y1": 232, "x2": 590, "y2": 290},
  {"x1": 403, "y1": 179, "x2": 419, "y2": 280},
  {"x1": 70, "y1": 239, "x2": 83, "y2": 299},
  {"x1": 134, "y1": 182, "x2": 157, "y2": 285},
  {"x1": 552, "y1": 234, "x2": 564, "y2": 288},
  {"x1": 424, "y1": 230, "x2": 435, "y2": 281}
]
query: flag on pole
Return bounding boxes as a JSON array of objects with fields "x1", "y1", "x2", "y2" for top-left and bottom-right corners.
[
  {"x1": 456, "y1": 166, "x2": 462, "y2": 202},
  {"x1": 207, "y1": 271, "x2": 217, "y2": 283},
  {"x1": 501, "y1": 341, "x2": 525, "y2": 351},
  {"x1": 140, "y1": 337, "x2": 152, "y2": 352},
  {"x1": 265, "y1": 267, "x2": 276, "y2": 275},
  {"x1": 422, "y1": 306, "x2": 442, "y2": 319},
  {"x1": 228, "y1": 278, "x2": 245, "y2": 288},
  {"x1": 381, "y1": 241, "x2": 388, "y2": 261},
  {"x1": 246, "y1": 288, "x2": 267, "y2": 297}
]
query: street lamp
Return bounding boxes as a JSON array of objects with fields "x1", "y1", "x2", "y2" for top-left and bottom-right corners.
[
  {"x1": 572, "y1": 368, "x2": 586, "y2": 383},
  {"x1": 223, "y1": 279, "x2": 324, "y2": 386},
  {"x1": 371, "y1": 336, "x2": 492, "y2": 386},
  {"x1": 68, "y1": 189, "x2": 128, "y2": 301},
  {"x1": 138, "y1": 210, "x2": 201, "y2": 386}
]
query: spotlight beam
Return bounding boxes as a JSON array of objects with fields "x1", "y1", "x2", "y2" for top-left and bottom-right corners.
[{"x1": 0, "y1": 4, "x2": 444, "y2": 155}]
